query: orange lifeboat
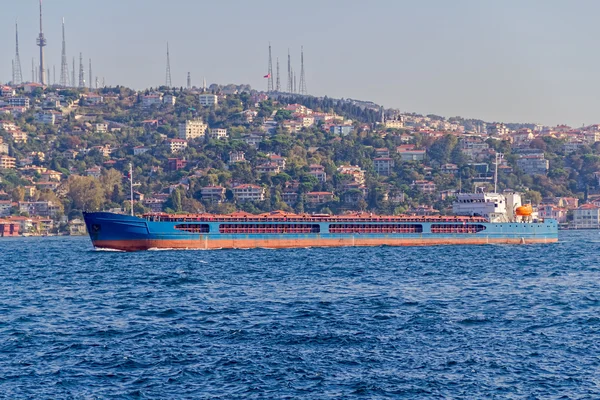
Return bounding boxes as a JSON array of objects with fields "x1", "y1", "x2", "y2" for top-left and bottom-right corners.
[{"x1": 515, "y1": 204, "x2": 533, "y2": 217}]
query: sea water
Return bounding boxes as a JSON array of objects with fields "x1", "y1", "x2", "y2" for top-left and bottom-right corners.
[{"x1": 1, "y1": 232, "x2": 598, "y2": 398}]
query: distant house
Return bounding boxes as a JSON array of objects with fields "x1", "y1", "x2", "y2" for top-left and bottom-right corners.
[
  {"x1": 167, "y1": 158, "x2": 187, "y2": 171},
  {"x1": 397, "y1": 145, "x2": 426, "y2": 162},
  {"x1": 309, "y1": 165, "x2": 327, "y2": 183},
  {"x1": 373, "y1": 157, "x2": 394, "y2": 176},
  {"x1": 572, "y1": 204, "x2": 600, "y2": 229},
  {"x1": 142, "y1": 93, "x2": 163, "y2": 107},
  {"x1": 200, "y1": 186, "x2": 226, "y2": 203},
  {"x1": 330, "y1": 125, "x2": 353, "y2": 136},
  {"x1": 133, "y1": 146, "x2": 149, "y2": 156},
  {"x1": 86, "y1": 166, "x2": 102, "y2": 178},
  {"x1": 198, "y1": 94, "x2": 218, "y2": 106},
  {"x1": 306, "y1": 191, "x2": 334, "y2": 204},
  {"x1": 233, "y1": 184, "x2": 265, "y2": 202},
  {"x1": 168, "y1": 139, "x2": 188, "y2": 153},
  {"x1": 412, "y1": 180, "x2": 436, "y2": 194}
]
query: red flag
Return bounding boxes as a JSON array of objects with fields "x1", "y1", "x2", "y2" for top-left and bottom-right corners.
[{"x1": 263, "y1": 73, "x2": 271, "y2": 78}]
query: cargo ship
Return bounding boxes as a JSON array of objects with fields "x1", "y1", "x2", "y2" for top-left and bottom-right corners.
[{"x1": 83, "y1": 191, "x2": 558, "y2": 251}]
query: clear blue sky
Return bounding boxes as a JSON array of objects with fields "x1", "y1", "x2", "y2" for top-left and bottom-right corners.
[{"x1": 2, "y1": 0, "x2": 600, "y2": 126}]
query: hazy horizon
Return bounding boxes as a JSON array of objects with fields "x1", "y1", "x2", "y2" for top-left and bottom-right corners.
[{"x1": 2, "y1": 0, "x2": 599, "y2": 127}]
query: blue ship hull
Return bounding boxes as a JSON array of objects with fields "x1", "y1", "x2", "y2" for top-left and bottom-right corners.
[{"x1": 83, "y1": 212, "x2": 559, "y2": 251}]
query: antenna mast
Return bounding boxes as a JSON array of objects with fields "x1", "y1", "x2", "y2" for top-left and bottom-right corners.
[
  {"x1": 89, "y1": 59, "x2": 92, "y2": 90},
  {"x1": 299, "y1": 46, "x2": 307, "y2": 95},
  {"x1": 14, "y1": 20, "x2": 23, "y2": 85},
  {"x1": 267, "y1": 43, "x2": 274, "y2": 92},
  {"x1": 60, "y1": 18, "x2": 69, "y2": 86},
  {"x1": 187, "y1": 72, "x2": 191, "y2": 89},
  {"x1": 78, "y1": 53, "x2": 84, "y2": 88},
  {"x1": 275, "y1": 57, "x2": 280, "y2": 92},
  {"x1": 72, "y1": 57, "x2": 75, "y2": 88},
  {"x1": 165, "y1": 42, "x2": 172, "y2": 87},
  {"x1": 37, "y1": 0, "x2": 47, "y2": 85},
  {"x1": 287, "y1": 50, "x2": 292, "y2": 93}
]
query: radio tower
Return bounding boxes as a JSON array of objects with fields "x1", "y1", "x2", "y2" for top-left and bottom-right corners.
[
  {"x1": 36, "y1": 0, "x2": 47, "y2": 85},
  {"x1": 59, "y1": 18, "x2": 69, "y2": 86},
  {"x1": 187, "y1": 72, "x2": 191, "y2": 89},
  {"x1": 299, "y1": 46, "x2": 307, "y2": 95},
  {"x1": 14, "y1": 20, "x2": 23, "y2": 85},
  {"x1": 31, "y1": 58, "x2": 35, "y2": 83},
  {"x1": 275, "y1": 57, "x2": 280, "y2": 92},
  {"x1": 72, "y1": 57, "x2": 75, "y2": 88},
  {"x1": 78, "y1": 53, "x2": 84, "y2": 88},
  {"x1": 165, "y1": 43, "x2": 172, "y2": 87},
  {"x1": 89, "y1": 59, "x2": 92, "y2": 90},
  {"x1": 287, "y1": 49, "x2": 292, "y2": 93},
  {"x1": 267, "y1": 43, "x2": 274, "y2": 92}
]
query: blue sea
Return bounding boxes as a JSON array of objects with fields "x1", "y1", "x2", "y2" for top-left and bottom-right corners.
[{"x1": 1, "y1": 232, "x2": 599, "y2": 399}]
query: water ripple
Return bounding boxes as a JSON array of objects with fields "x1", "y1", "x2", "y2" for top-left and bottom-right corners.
[{"x1": 0, "y1": 232, "x2": 598, "y2": 398}]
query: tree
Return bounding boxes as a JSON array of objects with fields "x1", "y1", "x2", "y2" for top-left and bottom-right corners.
[{"x1": 67, "y1": 176, "x2": 105, "y2": 211}]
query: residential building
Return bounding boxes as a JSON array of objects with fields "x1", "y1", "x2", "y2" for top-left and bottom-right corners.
[
  {"x1": 375, "y1": 148, "x2": 390, "y2": 158},
  {"x1": 412, "y1": 180, "x2": 436, "y2": 194},
  {"x1": 0, "y1": 155, "x2": 16, "y2": 169},
  {"x1": 516, "y1": 154, "x2": 549, "y2": 175},
  {"x1": 229, "y1": 151, "x2": 246, "y2": 164},
  {"x1": 198, "y1": 94, "x2": 218, "y2": 106},
  {"x1": 256, "y1": 162, "x2": 282, "y2": 174},
  {"x1": 337, "y1": 165, "x2": 365, "y2": 184},
  {"x1": 200, "y1": 186, "x2": 226, "y2": 203},
  {"x1": 538, "y1": 205, "x2": 568, "y2": 223},
  {"x1": 0, "y1": 141, "x2": 8, "y2": 155},
  {"x1": 168, "y1": 139, "x2": 188, "y2": 153},
  {"x1": 142, "y1": 93, "x2": 163, "y2": 107},
  {"x1": 163, "y1": 94, "x2": 176, "y2": 105},
  {"x1": 330, "y1": 125, "x2": 353, "y2": 136},
  {"x1": 18, "y1": 201, "x2": 61, "y2": 218},
  {"x1": 95, "y1": 123, "x2": 108, "y2": 133},
  {"x1": 167, "y1": 158, "x2": 187, "y2": 171},
  {"x1": 572, "y1": 204, "x2": 600, "y2": 229},
  {"x1": 306, "y1": 191, "x2": 334, "y2": 204},
  {"x1": 69, "y1": 219, "x2": 87, "y2": 235},
  {"x1": 6, "y1": 97, "x2": 30, "y2": 108},
  {"x1": 208, "y1": 128, "x2": 228, "y2": 140},
  {"x1": 233, "y1": 184, "x2": 265, "y2": 202},
  {"x1": 384, "y1": 119, "x2": 404, "y2": 129},
  {"x1": 269, "y1": 154, "x2": 286, "y2": 168},
  {"x1": 133, "y1": 146, "x2": 150, "y2": 155},
  {"x1": 84, "y1": 93, "x2": 103, "y2": 105},
  {"x1": 1, "y1": 86, "x2": 15, "y2": 97},
  {"x1": 10, "y1": 130, "x2": 27, "y2": 143},
  {"x1": 242, "y1": 134, "x2": 264, "y2": 148},
  {"x1": 397, "y1": 145, "x2": 426, "y2": 162},
  {"x1": 86, "y1": 166, "x2": 102, "y2": 178},
  {"x1": 34, "y1": 112, "x2": 56, "y2": 125},
  {"x1": 373, "y1": 157, "x2": 394, "y2": 175},
  {"x1": 0, "y1": 200, "x2": 13, "y2": 217},
  {"x1": 178, "y1": 119, "x2": 207, "y2": 140},
  {"x1": 441, "y1": 163, "x2": 459, "y2": 174},
  {"x1": 309, "y1": 165, "x2": 327, "y2": 183}
]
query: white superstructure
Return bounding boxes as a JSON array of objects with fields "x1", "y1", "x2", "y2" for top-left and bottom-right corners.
[{"x1": 452, "y1": 191, "x2": 522, "y2": 222}]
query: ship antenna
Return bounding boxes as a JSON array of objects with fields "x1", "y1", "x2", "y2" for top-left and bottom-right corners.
[
  {"x1": 494, "y1": 152, "x2": 499, "y2": 193},
  {"x1": 129, "y1": 162, "x2": 134, "y2": 216}
]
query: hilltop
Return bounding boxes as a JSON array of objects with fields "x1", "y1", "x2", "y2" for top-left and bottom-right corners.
[{"x1": 0, "y1": 82, "x2": 599, "y2": 233}]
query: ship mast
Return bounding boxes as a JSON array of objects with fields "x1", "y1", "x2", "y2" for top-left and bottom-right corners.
[
  {"x1": 129, "y1": 163, "x2": 134, "y2": 216},
  {"x1": 494, "y1": 152, "x2": 500, "y2": 193}
]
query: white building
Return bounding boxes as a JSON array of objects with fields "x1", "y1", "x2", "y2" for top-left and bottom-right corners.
[
  {"x1": 142, "y1": 94, "x2": 163, "y2": 107},
  {"x1": 208, "y1": 128, "x2": 228, "y2": 140},
  {"x1": 572, "y1": 204, "x2": 600, "y2": 229},
  {"x1": 198, "y1": 94, "x2": 218, "y2": 106},
  {"x1": 34, "y1": 112, "x2": 56, "y2": 125},
  {"x1": 168, "y1": 139, "x2": 188, "y2": 153},
  {"x1": 133, "y1": 146, "x2": 150, "y2": 155},
  {"x1": 233, "y1": 184, "x2": 265, "y2": 202},
  {"x1": 95, "y1": 123, "x2": 108, "y2": 133},
  {"x1": 178, "y1": 119, "x2": 207, "y2": 140},
  {"x1": 163, "y1": 94, "x2": 176, "y2": 106}
]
